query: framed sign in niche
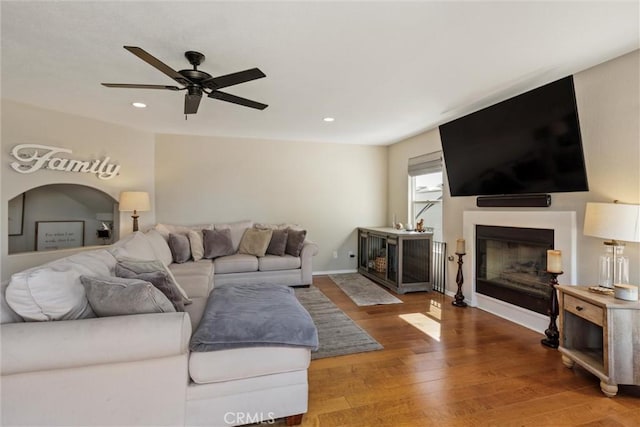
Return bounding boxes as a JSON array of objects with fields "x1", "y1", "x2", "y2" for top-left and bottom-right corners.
[{"x1": 36, "y1": 221, "x2": 85, "y2": 251}]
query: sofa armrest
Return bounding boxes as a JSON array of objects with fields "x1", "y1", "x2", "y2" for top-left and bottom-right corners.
[
  {"x1": 1, "y1": 312, "x2": 191, "y2": 375},
  {"x1": 300, "y1": 240, "x2": 319, "y2": 285}
]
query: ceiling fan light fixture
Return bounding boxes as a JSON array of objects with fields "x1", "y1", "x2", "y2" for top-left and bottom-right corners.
[
  {"x1": 132, "y1": 102, "x2": 147, "y2": 108},
  {"x1": 323, "y1": 117, "x2": 335, "y2": 122},
  {"x1": 103, "y1": 46, "x2": 268, "y2": 115}
]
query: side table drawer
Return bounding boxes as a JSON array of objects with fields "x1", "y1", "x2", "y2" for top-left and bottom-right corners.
[{"x1": 564, "y1": 294, "x2": 604, "y2": 326}]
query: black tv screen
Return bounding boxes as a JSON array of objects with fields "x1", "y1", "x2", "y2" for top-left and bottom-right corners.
[{"x1": 439, "y1": 76, "x2": 589, "y2": 197}]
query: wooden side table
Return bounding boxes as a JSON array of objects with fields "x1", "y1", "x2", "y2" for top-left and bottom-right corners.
[{"x1": 557, "y1": 285, "x2": 640, "y2": 397}]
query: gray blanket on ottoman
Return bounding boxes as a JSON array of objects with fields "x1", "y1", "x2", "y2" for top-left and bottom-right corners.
[{"x1": 190, "y1": 283, "x2": 319, "y2": 352}]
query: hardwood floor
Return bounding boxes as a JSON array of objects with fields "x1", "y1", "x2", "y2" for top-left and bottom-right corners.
[{"x1": 286, "y1": 276, "x2": 639, "y2": 426}]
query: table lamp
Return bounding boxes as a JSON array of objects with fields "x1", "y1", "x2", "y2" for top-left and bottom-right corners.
[
  {"x1": 583, "y1": 202, "x2": 640, "y2": 288},
  {"x1": 119, "y1": 191, "x2": 150, "y2": 232}
]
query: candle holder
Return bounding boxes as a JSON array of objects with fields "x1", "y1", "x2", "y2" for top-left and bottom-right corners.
[
  {"x1": 452, "y1": 253, "x2": 467, "y2": 307},
  {"x1": 541, "y1": 270, "x2": 563, "y2": 349}
]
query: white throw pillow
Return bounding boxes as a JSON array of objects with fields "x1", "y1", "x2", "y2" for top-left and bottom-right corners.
[
  {"x1": 1, "y1": 281, "x2": 23, "y2": 324},
  {"x1": 5, "y1": 249, "x2": 116, "y2": 321},
  {"x1": 7, "y1": 268, "x2": 94, "y2": 321},
  {"x1": 188, "y1": 230, "x2": 205, "y2": 262}
]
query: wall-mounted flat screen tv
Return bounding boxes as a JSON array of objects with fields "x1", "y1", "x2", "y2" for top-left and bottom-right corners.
[{"x1": 439, "y1": 76, "x2": 589, "y2": 197}]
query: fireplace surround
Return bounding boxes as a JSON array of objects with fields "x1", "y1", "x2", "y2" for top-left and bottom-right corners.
[{"x1": 462, "y1": 211, "x2": 577, "y2": 333}]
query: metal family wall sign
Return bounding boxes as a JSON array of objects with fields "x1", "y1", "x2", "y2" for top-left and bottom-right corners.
[{"x1": 9, "y1": 144, "x2": 121, "y2": 180}]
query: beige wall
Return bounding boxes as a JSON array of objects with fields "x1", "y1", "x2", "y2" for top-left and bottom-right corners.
[
  {"x1": 388, "y1": 50, "x2": 640, "y2": 293},
  {"x1": 155, "y1": 134, "x2": 387, "y2": 272},
  {"x1": 3, "y1": 50, "x2": 637, "y2": 286},
  {"x1": 1, "y1": 101, "x2": 156, "y2": 280}
]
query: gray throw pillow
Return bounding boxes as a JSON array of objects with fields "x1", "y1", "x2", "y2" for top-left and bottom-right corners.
[
  {"x1": 202, "y1": 229, "x2": 235, "y2": 259},
  {"x1": 116, "y1": 257, "x2": 192, "y2": 305},
  {"x1": 80, "y1": 276, "x2": 175, "y2": 317},
  {"x1": 115, "y1": 266, "x2": 185, "y2": 312},
  {"x1": 285, "y1": 229, "x2": 307, "y2": 257},
  {"x1": 267, "y1": 229, "x2": 289, "y2": 256},
  {"x1": 168, "y1": 233, "x2": 191, "y2": 264}
]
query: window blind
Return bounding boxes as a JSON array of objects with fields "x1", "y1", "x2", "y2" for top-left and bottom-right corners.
[{"x1": 408, "y1": 151, "x2": 443, "y2": 177}]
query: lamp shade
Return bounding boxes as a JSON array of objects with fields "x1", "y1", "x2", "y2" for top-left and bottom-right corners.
[
  {"x1": 583, "y1": 202, "x2": 640, "y2": 243},
  {"x1": 118, "y1": 191, "x2": 150, "y2": 212}
]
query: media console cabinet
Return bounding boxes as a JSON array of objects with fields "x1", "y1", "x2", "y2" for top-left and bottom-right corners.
[
  {"x1": 557, "y1": 285, "x2": 640, "y2": 397},
  {"x1": 357, "y1": 227, "x2": 432, "y2": 294}
]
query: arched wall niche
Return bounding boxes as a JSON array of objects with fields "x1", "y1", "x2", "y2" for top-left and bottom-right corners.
[{"x1": 8, "y1": 183, "x2": 120, "y2": 254}]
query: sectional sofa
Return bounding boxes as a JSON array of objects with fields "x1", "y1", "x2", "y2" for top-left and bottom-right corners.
[{"x1": 1, "y1": 220, "x2": 319, "y2": 426}]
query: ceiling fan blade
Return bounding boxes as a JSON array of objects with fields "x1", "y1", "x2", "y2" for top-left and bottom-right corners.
[
  {"x1": 102, "y1": 83, "x2": 181, "y2": 90},
  {"x1": 184, "y1": 93, "x2": 202, "y2": 114},
  {"x1": 208, "y1": 90, "x2": 268, "y2": 110},
  {"x1": 202, "y1": 68, "x2": 266, "y2": 90},
  {"x1": 124, "y1": 46, "x2": 191, "y2": 86}
]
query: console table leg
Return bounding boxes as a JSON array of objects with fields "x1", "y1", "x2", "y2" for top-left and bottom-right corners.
[
  {"x1": 561, "y1": 355, "x2": 575, "y2": 369},
  {"x1": 600, "y1": 381, "x2": 618, "y2": 398}
]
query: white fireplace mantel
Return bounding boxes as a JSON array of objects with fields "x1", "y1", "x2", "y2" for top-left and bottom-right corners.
[{"x1": 462, "y1": 210, "x2": 577, "y2": 333}]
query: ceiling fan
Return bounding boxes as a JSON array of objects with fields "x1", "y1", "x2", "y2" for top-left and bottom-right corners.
[{"x1": 102, "y1": 46, "x2": 268, "y2": 115}]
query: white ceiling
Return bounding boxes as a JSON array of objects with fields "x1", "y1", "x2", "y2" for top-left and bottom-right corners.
[{"x1": 2, "y1": 1, "x2": 638, "y2": 146}]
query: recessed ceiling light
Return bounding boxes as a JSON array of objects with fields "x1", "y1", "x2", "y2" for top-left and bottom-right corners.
[
  {"x1": 323, "y1": 117, "x2": 335, "y2": 122},
  {"x1": 132, "y1": 102, "x2": 147, "y2": 108}
]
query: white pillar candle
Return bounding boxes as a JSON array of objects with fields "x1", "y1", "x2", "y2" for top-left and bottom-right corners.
[
  {"x1": 456, "y1": 238, "x2": 466, "y2": 254},
  {"x1": 547, "y1": 250, "x2": 562, "y2": 273}
]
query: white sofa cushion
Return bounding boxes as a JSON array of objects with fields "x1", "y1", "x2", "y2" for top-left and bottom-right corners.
[
  {"x1": 110, "y1": 231, "x2": 157, "y2": 260},
  {"x1": 189, "y1": 347, "x2": 310, "y2": 384},
  {"x1": 144, "y1": 229, "x2": 173, "y2": 266},
  {"x1": 214, "y1": 220, "x2": 253, "y2": 252},
  {"x1": 5, "y1": 249, "x2": 116, "y2": 321},
  {"x1": 1, "y1": 312, "x2": 190, "y2": 375},
  {"x1": 254, "y1": 223, "x2": 304, "y2": 231},
  {"x1": 214, "y1": 254, "x2": 258, "y2": 274},
  {"x1": 168, "y1": 260, "x2": 214, "y2": 299},
  {"x1": 258, "y1": 255, "x2": 301, "y2": 272},
  {"x1": 155, "y1": 223, "x2": 214, "y2": 240}
]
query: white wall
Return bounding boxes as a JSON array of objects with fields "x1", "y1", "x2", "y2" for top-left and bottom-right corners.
[
  {"x1": 387, "y1": 50, "x2": 640, "y2": 292},
  {"x1": 1, "y1": 100, "x2": 156, "y2": 280},
  {"x1": 154, "y1": 134, "x2": 387, "y2": 272}
]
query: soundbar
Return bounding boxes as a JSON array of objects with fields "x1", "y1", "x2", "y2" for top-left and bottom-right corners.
[{"x1": 476, "y1": 194, "x2": 551, "y2": 208}]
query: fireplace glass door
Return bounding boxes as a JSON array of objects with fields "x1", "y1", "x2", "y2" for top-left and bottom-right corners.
[{"x1": 476, "y1": 225, "x2": 554, "y2": 315}]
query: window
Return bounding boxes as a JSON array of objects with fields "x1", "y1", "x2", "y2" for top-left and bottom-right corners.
[{"x1": 408, "y1": 152, "x2": 443, "y2": 241}]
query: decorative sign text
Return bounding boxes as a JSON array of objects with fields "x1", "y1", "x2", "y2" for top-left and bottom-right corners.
[{"x1": 10, "y1": 144, "x2": 121, "y2": 180}]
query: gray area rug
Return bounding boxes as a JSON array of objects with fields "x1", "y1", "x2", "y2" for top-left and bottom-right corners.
[
  {"x1": 329, "y1": 273, "x2": 403, "y2": 306},
  {"x1": 295, "y1": 286, "x2": 383, "y2": 359}
]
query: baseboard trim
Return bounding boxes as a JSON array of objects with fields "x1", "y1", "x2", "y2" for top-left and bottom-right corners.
[
  {"x1": 313, "y1": 269, "x2": 358, "y2": 276},
  {"x1": 475, "y1": 294, "x2": 547, "y2": 334}
]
